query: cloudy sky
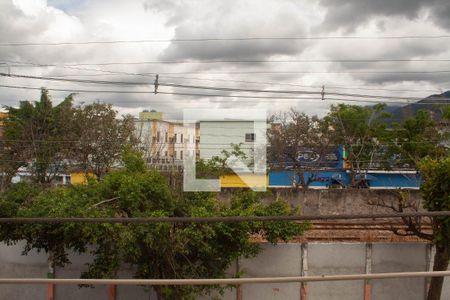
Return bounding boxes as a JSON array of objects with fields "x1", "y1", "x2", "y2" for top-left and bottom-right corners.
[{"x1": 0, "y1": 0, "x2": 449, "y2": 118}]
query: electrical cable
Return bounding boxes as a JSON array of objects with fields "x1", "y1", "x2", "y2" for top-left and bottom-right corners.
[
  {"x1": 1, "y1": 60, "x2": 444, "y2": 94},
  {"x1": 1, "y1": 73, "x2": 449, "y2": 104},
  {"x1": 6, "y1": 58, "x2": 450, "y2": 66},
  {"x1": 2, "y1": 34, "x2": 450, "y2": 46}
]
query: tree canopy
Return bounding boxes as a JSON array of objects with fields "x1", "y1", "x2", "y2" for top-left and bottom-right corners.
[
  {"x1": 0, "y1": 149, "x2": 308, "y2": 300},
  {"x1": 0, "y1": 89, "x2": 137, "y2": 189},
  {"x1": 419, "y1": 156, "x2": 450, "y2": 300}
]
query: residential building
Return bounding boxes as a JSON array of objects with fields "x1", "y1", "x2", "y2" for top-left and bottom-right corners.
[{"x1": 134, "y1": 110, "x2": 196, "y2": 170}]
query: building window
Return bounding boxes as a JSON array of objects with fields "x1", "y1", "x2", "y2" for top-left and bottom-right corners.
[
  {"x1": 180, "y1": 150, "x2": 183, "y2": 160},
  {"x1": 174, "y1": 151, "x2": 177, "y2": 159},
  {"x1": 165, "y1": 132, "x2": 168, "y2": 142},
  {"x1": 157, "y1": 131, "x2": 160, "y2": 143},
  {"x1": 181, "y1": 134, "x2": 184, "y2": 143},
  {"x1": 245, "y1": 133, "x2": 255, "y2": 142},
  {"x1": 164, "y1": 151, "x2": 168, "y2": 157},
  {"x1": 174, "y1": 133, "x2": 177, "y2": 144}
]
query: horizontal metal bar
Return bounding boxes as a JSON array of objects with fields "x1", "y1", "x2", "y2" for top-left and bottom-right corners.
[
  {"x1": 1, "y1": 271, "x2": 450, "y2": 285},
  {"x1": 0, "y1": 211, "x2": 447, "y2": 224}
]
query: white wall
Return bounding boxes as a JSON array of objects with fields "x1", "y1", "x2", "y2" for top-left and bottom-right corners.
[
  {"x1": 199, "y1": 121, "x2": 256, "y2": 160},
  {"x1": 0, "y1": 242, "x2": 444, "y2": 300}
]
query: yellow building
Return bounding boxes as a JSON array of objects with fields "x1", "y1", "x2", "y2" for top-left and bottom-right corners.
[
  {"x1": 220, "y1": 174, "x2": 268, "y2": 188},
  {"x1": 70, "y1": 172, "x2": 96, "y2": 185},
  {"x1": 0, "y1": 112, "x2": 7, "y2": 138},
  {"x1": 139, "y1": 110, "x2": 163, "y2": 121}
]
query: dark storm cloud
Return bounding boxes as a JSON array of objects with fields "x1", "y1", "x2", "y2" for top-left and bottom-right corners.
[
  {"x1": 318, "y1": 0, "x2": 450, "y2": 31},
  {"x1": 351, "y1": 72, "x2": 450, "y2": 86},
  {"x1": 430, "y1": 1, "x2": 450, "y2": 30},
  {"x1": 1, "y1": 0, "x2": 449, "y2": 116},
  {"x1": 318, "y1": 0, "x2": 425, "y2": 31},
  {"x1": 151, "y1": 0, "x2": 312, "y2": 61}
]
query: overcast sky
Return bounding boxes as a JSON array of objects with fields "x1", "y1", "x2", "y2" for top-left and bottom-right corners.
[{"x1": 0, "y1": 0, "x2": 449, "y2": 118}]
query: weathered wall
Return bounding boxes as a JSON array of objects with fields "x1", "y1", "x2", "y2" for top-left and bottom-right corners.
[
  {"x1": 371, "y1": 243, "x2": 428, "y2": 300},
  {"x1": 307, "y1": 243, "x2": 366, "y2": 300},
  {"x1": 219, "y1": 188, "x2": 424, "y2": 215},
  {"x1": 2, "y1": 241, "x2": 448, "y2": 300}
]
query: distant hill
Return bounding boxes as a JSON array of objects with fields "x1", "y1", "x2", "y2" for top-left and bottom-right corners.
[{"x1": 386, "y1": 90, "x2": 450, "y2": 123}]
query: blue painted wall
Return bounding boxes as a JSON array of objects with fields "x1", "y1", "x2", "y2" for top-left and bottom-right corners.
[{"x1": 268, "y1": 170, "x2": 421, "y2": 189}]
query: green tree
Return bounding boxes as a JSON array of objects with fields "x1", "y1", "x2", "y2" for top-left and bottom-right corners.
[
  {"x1": 196, "y1": 143, "x2": 249, "y2": 178},
  {"x1": 323, "y1": 103, "x2": 391, "y2": 186},
  {"x1": 389, "y1": 110, "x2": 448, "y2": 169},
  {"x1": 0, "y1": 150, "x2": 308, "y2": 300},
  {"x1": 419, "y1": 156, "x2": 450, "y2": 300},
  {"x1": 73, "y1": 102, "x2": 138, "y2": 179},
  {"x1": 2, "y1": 89, "x2": 76, "y2": 185},
  {"x1": 1, "y1": 91, "x2": 137, "y2": 187},
  {"x1": 268, "y1": 109, "x2": 332, "y2": 188}
]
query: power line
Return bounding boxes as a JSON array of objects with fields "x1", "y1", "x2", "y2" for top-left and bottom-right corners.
[
  {"x1": 0, "y1": 211, "x2": 449, "y2": 223},
  {"x1": 1, "y1": 60, "x2": 443, "y2": 94},
  {"x1": 6, "y1": 58, "x2": 450, "y2": 66},
  {"x1": 2, "y1": 72, "x2": 449, "y2": 104},
  {"x1": 2, "y1": 34, "x2": 450, "y2": 46},
  {"x1": 1, "y1": 84, "x2": 449, "y2": 105},
  {"x1": 0, "y1": 72, "x2": 146, "y2": 86},
  {"x1": 0, "y1": 137, "x2": 442, "y2": 145},
  {"x1": 150, "y1": 70, "x2": 450, "y2": 75},
  {"x1": 7, "y1": 68, "x2": 450, "y2": 77},
  {"x1": 160, "y1": 82, "x2": 450, "y2": 102}
]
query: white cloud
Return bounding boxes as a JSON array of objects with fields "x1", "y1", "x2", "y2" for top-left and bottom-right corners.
[
  {"x1": 0, "y1": 0, "x2": 448, "y2": 116},
  {"x1": 12, "y1": 0, "x2": 46, "y2": 17}
]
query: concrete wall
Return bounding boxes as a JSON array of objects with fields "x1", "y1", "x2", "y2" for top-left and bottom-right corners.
[
  {"x1": 219, "y1": 189, "x2": 424, "y2": 216},
  {"x1": 0, "y1": 241, "x2": 154, "y2": 300},
  {"x1": 1, "y1": 241, "x2": 447, "y2": 300},
  {"x1": 307, "y1": 243, "x2": 366, "y2": 300},
  {"x1": 240, "y1": 244, "x2": 302, "y2": 299},
  {"x1": 371, "y1": 244, "x2": 428, "y2": 300}
]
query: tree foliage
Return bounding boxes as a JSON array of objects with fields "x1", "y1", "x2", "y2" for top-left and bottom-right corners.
[
  {"x1": 419, "y1": 156, "x2": 450, "y2": 300},
  {"x1": 323, "y1": 103, "x2": 391, "y2": 173},
  {"x1": 0, "y1": 89, "x2": 137, "y2": 188},
  {"x1": 73, "y1": 102, "x2": 138, "y2": 178},
  {"x1": 389, "y1": 110, "x2": 448, "y2": 168},
  {"x1": 0, "y1": 150, "x2": 308, "y2": 300},
  {"x1": 268, "y1": 109, "x2": 331, "y2": 188},
  {"x1": 1, "y1": 90, "x2": 76, "y2": 185}
]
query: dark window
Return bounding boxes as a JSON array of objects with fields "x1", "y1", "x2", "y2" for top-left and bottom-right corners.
[
  {"x1": 245, "y1": 133, "x2": 255, "y2": 142},
  {"x1": 180, "y1": 150, "x2": 183, "y2": 160}
]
